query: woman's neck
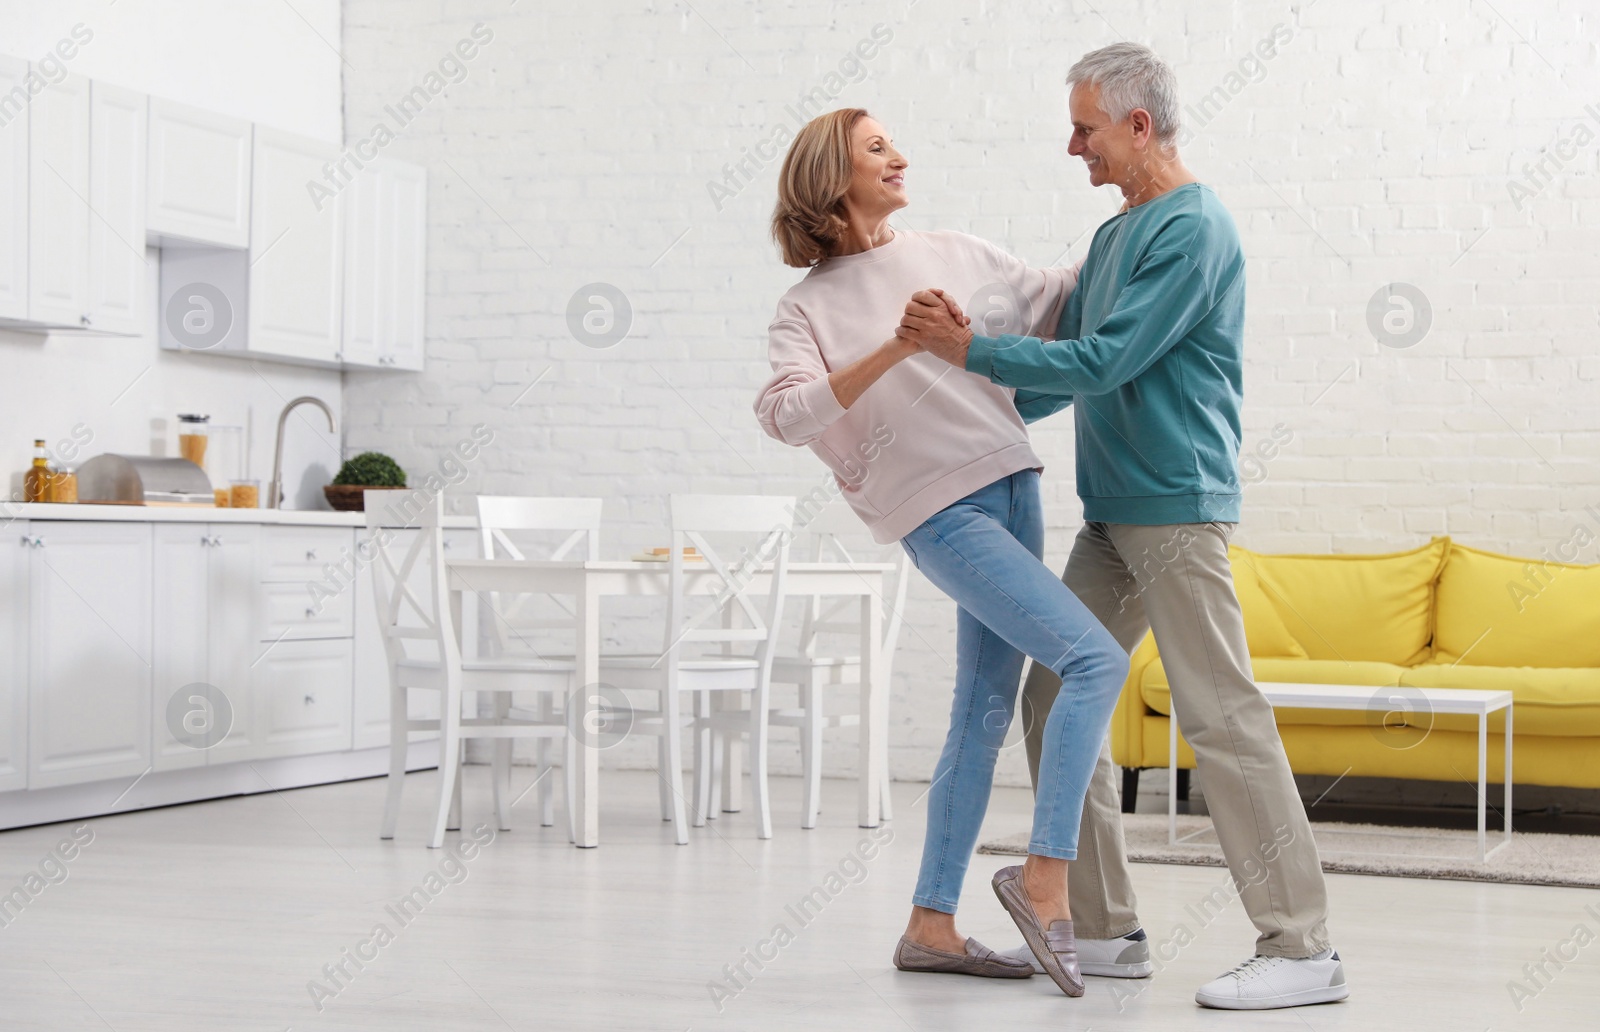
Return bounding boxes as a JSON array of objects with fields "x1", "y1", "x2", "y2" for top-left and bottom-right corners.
[{"x1": 832, "y1": 208, "x2": 895, "y2": 257}]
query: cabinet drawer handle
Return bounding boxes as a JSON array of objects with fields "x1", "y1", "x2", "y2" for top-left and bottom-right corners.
[
  {"x1": 304, "y1": 693, "x2": 316, "y2": 705},
  {"x1": 306, "y1": 548, "x2": 318, "y2": 560},
  {"x1": 305, "y1": 607, "x2": 316, "y2": 618}
]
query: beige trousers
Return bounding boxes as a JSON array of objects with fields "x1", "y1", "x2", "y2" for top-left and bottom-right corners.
[{"x1": 1022, "y1": 521, "x2": 1332, "y2": 958}]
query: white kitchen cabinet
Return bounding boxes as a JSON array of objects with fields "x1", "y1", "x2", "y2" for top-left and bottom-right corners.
[
  {"x1": 0, "y1": 57, "x2": 29, "y2": 323},
  {"x1": 152, "y1": 525, "x2": 260, "y2": 771},
  {"x1": 248, "y1": 126, "x2": 343, "y2": 363},
  {"x1": 146, "y1": 98, "x2": 251, "y2": 248},
  {"x1": 0, "y1": 521, "x2": 27, "y2": 792},
  {"x1": 27, "y1": 69, "x2": 90, "y2": 328},
  {"x1": 350, "y1": 527, "x2": 471, "y2": 749},
  {"x1": 26, "y1": 522, "x2": 152, "y2": 790},
  {"x1": 253, "y1": 638, "x2": 352, "y2": 759},
  {"x1": 151, "y1": 525, "x2": 209, "y2": 772},
  {"x1": 87, "y1": 82, "x2": 149, "y2": 335},
  {"x1": 342, "y1": 158, "x2": 426, "y2": 370}
]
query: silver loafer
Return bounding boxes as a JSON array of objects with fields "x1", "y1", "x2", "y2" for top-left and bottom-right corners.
[
  {"x1": 991, "y1": 865, "x2": 1085, "y2": 996},
  {"x1": 893, "y1": 935, "x2": 1035, "y2": 978}
]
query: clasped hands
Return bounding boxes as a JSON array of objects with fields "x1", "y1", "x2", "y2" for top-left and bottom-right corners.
[{"x1": 894, "y1": 288, "x2": 974, "y2": 368}]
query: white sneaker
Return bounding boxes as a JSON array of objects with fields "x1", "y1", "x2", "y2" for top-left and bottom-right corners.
[
  {"x1": 1000, "y1": 927, "x2": 1154, "y2": 978},
  {"x1": 1195, "y1": 949, "x2": 1349, "y2": 1010}
]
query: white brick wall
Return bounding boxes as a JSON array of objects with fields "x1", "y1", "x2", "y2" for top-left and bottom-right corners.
[{"x1": 340, "y1": 0, "x2": 1600, "y2": 786}]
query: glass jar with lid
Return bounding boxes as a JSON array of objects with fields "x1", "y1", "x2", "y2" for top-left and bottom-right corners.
[{"x1": 177, "y1": 414, "x2": 211, "y2": 470}]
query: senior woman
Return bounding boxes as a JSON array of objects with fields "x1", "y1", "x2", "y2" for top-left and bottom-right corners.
[{"x1": 753, "y1": 107, "x2": 1127, "y2": 998}]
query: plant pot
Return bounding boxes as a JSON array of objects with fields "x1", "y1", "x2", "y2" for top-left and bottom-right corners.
[{"x1": 323, "y1": 484, "x2": 407, "y2": 511}]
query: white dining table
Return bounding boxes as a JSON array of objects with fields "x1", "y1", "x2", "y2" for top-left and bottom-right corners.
[{"x1": 444, "y1": 558, "x2": 896, "y2": 847}]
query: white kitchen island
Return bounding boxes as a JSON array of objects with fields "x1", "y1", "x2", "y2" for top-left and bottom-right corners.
[{"x1": 0, "y1": 502, "x2": 477, "y2": 831}]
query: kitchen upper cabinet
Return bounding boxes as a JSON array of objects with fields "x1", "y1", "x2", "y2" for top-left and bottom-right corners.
[
  {"x1": 26, "y1": 522, "x2": 152, "y2": 790},
  {"x1": 248, "y1": 127, "x2": 343, "y2": 363},
  {"x1": 87, "y1": 82, "x2": 149, "y2": 335},
  {"x1": 27, "y1": 70, "x2": 90, "y2": 328},
  {"x1": 0, "y1": 522, "x2": 26, "y2": 793},
  {"x1": 146, "y1": 98, "x2": 251, "y2": 248},
  {"x1": 342, "y1": 158, "x2": 427, "y2": 370},
  {"x1": 152, "y1": 525, "x2": 260, "y2": 771},
  {"x1": 5, "y1": 70, "x2": 146, "y2": 334},
  {"x1": 0, "y1": 57, "x2": 28, "y2": 323}
]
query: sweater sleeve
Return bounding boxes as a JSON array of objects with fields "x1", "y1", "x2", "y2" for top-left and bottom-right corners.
[
  {"x1": 1013, "y1": 390, "x2": 1074, "y2": 424},
  {"x1": 966, "y1": 248, "x2": 1213, "y2": 397},
  {"x1": 975, "y1": 239, "x2": 1080, "y2": 340},
  {"x1": 753, "y1": 316, "x2": 849, "y2": 446}
]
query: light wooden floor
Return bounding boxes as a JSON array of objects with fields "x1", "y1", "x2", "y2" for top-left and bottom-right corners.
[{"x1": 2, "y1": 766, "x2": 1596, "y2": 1031}]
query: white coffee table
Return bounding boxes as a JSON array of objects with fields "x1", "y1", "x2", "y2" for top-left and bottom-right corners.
[{"x1": 1167, "y1": 682, "x2": 1514, "y2": 862}]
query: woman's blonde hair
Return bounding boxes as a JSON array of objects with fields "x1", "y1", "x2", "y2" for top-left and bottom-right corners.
[{"x1": 770, "y1": 108, "x2": 870, "y2": 268}]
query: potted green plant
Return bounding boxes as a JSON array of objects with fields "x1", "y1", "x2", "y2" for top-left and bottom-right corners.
[{"x1": 324, "y1": 452, "x2": 407, "y2": 511}]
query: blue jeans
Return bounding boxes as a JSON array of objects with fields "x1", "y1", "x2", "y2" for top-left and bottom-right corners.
[{"x1": 900, "y1": 470, "x2": 1128, "y2": 915}]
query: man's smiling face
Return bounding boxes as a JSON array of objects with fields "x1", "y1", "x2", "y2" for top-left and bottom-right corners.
[{"x1": 1067, "y1": 81, "x2": 1131, "y2": 189}]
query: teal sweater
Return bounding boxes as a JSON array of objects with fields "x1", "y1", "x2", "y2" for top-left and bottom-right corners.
[{"x1": 983, "y1": 183, "x2": 1246, "y2": 525}]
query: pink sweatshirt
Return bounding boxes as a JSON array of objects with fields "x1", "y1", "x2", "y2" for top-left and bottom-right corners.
[{"x1": 754, "y1": 229, "x2": 1079, "y2": 543}]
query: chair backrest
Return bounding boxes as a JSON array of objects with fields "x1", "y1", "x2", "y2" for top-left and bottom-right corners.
[
  {"x1": 474, "y1": 495, "x2": 603, "y2": 655},
  {"x1": 794, "y1": 498, "x2": 912, "y2": 660},
  {"x1": 363, "y1": 489, "x2": 459, "y2": 677},
  {"x1": 660, "y1": 494, "x2": 795, "y2": 671},
  {"x1": 476, "y1": 495, "x2": 602, "y2": 562}
]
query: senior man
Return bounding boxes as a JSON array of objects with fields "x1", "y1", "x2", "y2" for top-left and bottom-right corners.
[{"x1": 896, "y1": 43, "x2": 1348, "y2": 1011}]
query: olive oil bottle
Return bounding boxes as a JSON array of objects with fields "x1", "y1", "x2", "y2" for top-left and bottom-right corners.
[{"x1": 23, "y1": 439, "x2": 51, "y2": 502}]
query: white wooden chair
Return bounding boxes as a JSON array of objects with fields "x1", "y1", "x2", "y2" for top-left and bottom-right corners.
[
  {"x1": 473, "y1": 495, "x2": 603, "y2": 828},
  {"x1": 769, "y1": 500, "x2": 910, "y2": 828},
  {"x1": 599, "y1": 494, "x2": 794, "y2": 843},
  {"x1": 366, "y1": 491, "x2": 571, "y2": 848}
]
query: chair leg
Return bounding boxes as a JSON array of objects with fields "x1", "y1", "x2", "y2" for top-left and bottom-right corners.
[
  {"x1": 430, "y1": 687, "x2": 462, "y2": 849},
  {"x1": 722, "y1": 717, "x2": 743, "y2": 814},
  {"x1": 708, "y1": 724, "x2": 724, "y2": 819},
  {"x1": 1176, "y1": 766, "x2": 1191, "y2": 803},
  {"x1": 1121, "y1": 766, "x2": 1141, "y2": 814},
  {"x1": 656, "y1": 732, "x2": 673, "y2": 822},
  {"x1": 537, "y1": 693, "x2": 556, "y2": 827},
  {"x1": 380, "y1": 682, "x2": 409, "y2": 839},
  {"x1": 692, "y1": 692, "x2": 713, "y2": 827},
  {"x1": 492, "y1": 695, "x2": 512, "y2": 832},
  {"x1": 662, "y1": 685, "x2": 689, "y2": 845},
  {"x1": 802, "y1": 680, "x2": 824, "y2": 830},
  {"x1": 878, "y1": 731, "x2": 893, "y2": 823},
  {"x1": 564, "y1": 726, "x2": 578, "y2": 845},
  {"x1": 447, "y1": 739, "x2": 464, "y2": 832},
  {"x1": 750, "y1": 683, "x2": 772, "y2": 840}
]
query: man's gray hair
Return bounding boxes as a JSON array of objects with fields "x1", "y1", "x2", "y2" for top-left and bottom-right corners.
[{"x1": 1066, "y1": 43, "x2": 1182, "y2": 144}]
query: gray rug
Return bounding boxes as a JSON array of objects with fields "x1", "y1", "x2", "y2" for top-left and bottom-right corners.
[{"x1": 978, "y1": 813, "x2": 1600, "y2": 889}]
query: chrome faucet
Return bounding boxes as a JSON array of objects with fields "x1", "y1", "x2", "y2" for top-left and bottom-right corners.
[{"x1": 268, "y1": 396, "x2": 337, "y2": 509}]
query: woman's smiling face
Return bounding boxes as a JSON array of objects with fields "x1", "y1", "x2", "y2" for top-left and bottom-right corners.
[{"x1": 843, "y1": 116, "x2": 908, "y2": 218}]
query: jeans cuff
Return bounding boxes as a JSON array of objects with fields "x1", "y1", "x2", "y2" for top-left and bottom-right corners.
[
  {"x1": 1026, "y1": 843, "x2": 1078, "y2": 861},
  {"x1": 911, "y1": 894, "x2": 958, "y2": 915}
]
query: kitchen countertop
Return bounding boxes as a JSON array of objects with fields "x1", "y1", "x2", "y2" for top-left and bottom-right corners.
[{"x1": 4, "y1": 502, "x2": 478, "y2": 529}]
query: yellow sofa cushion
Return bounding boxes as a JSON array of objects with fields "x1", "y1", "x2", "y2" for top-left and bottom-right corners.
[
  {"x1": 1235, "y1": 537, "x2": 1448, "y2": 666},
  {"x1": 1401, "y1": 662, "x2": 1600, "y2": 737},
  {"x1": 1228, "y1": 547, "x2": 1308, "y2": 659},
  {"x1": 1140, "y1": 656, "x2": 1408, "y2": 727},
  {"x1": 1432, "y1": 542, "x2": 1600, "y2": 668}
]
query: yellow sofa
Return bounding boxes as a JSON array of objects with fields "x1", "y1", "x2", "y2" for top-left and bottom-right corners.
[{"x1": 1111, "y1": 536, "x2": 1600, "y2": 810}]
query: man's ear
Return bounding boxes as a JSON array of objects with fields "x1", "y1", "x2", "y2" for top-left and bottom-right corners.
[{"x1": 1129, "y1": 108, "x2": 1153, "y2": 148}]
